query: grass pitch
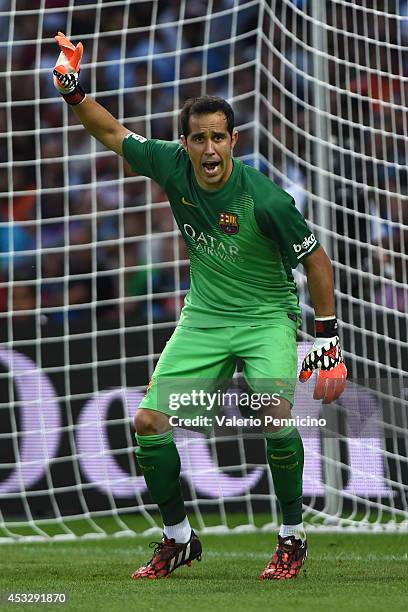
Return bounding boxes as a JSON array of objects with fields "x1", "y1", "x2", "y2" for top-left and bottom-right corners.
[{"x1": 0, "y1": 533, "x2": 407, "y2": 612}]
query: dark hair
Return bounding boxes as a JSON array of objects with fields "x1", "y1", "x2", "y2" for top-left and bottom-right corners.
[{"x1": 180, "y1": 96, "x2": 235, "y2": 137}]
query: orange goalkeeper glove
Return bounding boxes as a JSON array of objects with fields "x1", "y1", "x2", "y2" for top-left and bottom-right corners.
[
  {"x1": 53, "y1": 31, "x2": 85, "y2": 105},
  {"x1": 299, "y1": 316, "x2": 347, "y2": 404}
]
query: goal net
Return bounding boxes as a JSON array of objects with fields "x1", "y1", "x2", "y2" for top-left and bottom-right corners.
[{"x1": 0, "y1": 0, "x2": 407, "y2": 541}]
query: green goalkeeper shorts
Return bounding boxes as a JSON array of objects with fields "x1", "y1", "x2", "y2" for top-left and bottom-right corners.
[{"x1": 139, "y1": 322, "x2": 298, "y2": 421}]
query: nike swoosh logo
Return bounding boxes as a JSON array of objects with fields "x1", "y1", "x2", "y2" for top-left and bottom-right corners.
[
  {"x1": 269, "y1": 453, "x2": 296, "y2": 460},
  {"x1": 180, "y1": 196, "x2": 197, "y2": 208}
]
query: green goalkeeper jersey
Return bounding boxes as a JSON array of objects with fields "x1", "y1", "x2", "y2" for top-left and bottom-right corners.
[{"x1": 123, "y1": 134, "x2": 320, "y2": 328}]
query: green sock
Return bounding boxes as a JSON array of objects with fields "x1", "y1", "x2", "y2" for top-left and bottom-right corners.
[
  {"x1": 135, "y1": 431, "x2": 186, "y2": 525},
  {"x1": 265, "y1": 426, "x2": 304, "y2": 525}
]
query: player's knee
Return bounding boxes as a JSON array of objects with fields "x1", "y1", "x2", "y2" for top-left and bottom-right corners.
[
  {"x1": 259, "y1": 397, "x2": 292, "y2": 434},
  {"x1": 134, "y1": 408, "x2": 170, "y2": 435}
]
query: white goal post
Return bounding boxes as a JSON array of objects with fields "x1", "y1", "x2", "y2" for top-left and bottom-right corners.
[{"x1": 0, "y1": 0, "x2": 407, "y2": 541}]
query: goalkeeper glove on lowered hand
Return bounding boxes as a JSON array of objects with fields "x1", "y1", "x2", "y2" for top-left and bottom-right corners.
[
  {"x1": 299, "y1": 316, "x2": 347, "y2": 404},
  {"x1": 53, "y1": 32, "x2": 85, "y2": 105}
]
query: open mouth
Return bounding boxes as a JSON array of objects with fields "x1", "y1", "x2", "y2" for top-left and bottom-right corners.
[{"x1": 202, "y1": 161, "x2": 220, "y2": 176}]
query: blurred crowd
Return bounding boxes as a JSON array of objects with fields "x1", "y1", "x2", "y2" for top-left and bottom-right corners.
[{"x1": 0, "y1": 0, "x2": 407, "y2": 327}]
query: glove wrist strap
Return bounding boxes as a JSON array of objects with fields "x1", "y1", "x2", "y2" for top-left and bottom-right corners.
[
  {"x1": 315, "y1": 316, "x2": 338, "y2": 338},
  {"x1": 61, "y1": 83, "x2": 86, "y2": 106}
]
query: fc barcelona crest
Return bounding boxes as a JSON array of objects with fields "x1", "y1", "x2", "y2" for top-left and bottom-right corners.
[{"x1": 218, "y1": 212, "x2": 239, "y2": 235}]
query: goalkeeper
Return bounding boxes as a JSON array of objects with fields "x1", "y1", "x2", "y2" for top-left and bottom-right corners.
[{"x1": 53, "y1": 33, "x2": 347, "y2": 581}]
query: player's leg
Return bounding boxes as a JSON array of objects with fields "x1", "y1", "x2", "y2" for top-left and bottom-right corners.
[
  {"x1": 132, "y1": 325, "x2": 235, "y2": 579},
  {"x1": 133, "y1": 407, "x2": 202, "y2": 578},
  {"x1": 134, "y1": 408, "x2": 188, "y2": 538},
  {"x1": 236, "y1": 322, "x2": 307, "y2": 579},
  {"x1": 261, "y1": 414, "x2": 307, "y2": 580}
]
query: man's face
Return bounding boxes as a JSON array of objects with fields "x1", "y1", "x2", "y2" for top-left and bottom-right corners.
[{"x1": 181, "y1": 111, "x2": 238, "y2": 190}]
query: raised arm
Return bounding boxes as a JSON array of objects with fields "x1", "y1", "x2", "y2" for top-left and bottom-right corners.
[
  {"x1": 72, "y1": 97, "x2": 130, "y2": 156},
  {"x1": 52, "y1": 32, "x2": 131, "y2": 155}
]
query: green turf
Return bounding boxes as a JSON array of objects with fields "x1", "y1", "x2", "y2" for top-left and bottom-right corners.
[
  {"x1": 0, "y1": 534, "x2": 407, "y2": 612},
  {"x1": 3, "y1": 509, "x2": 406, "y2": 540}
]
